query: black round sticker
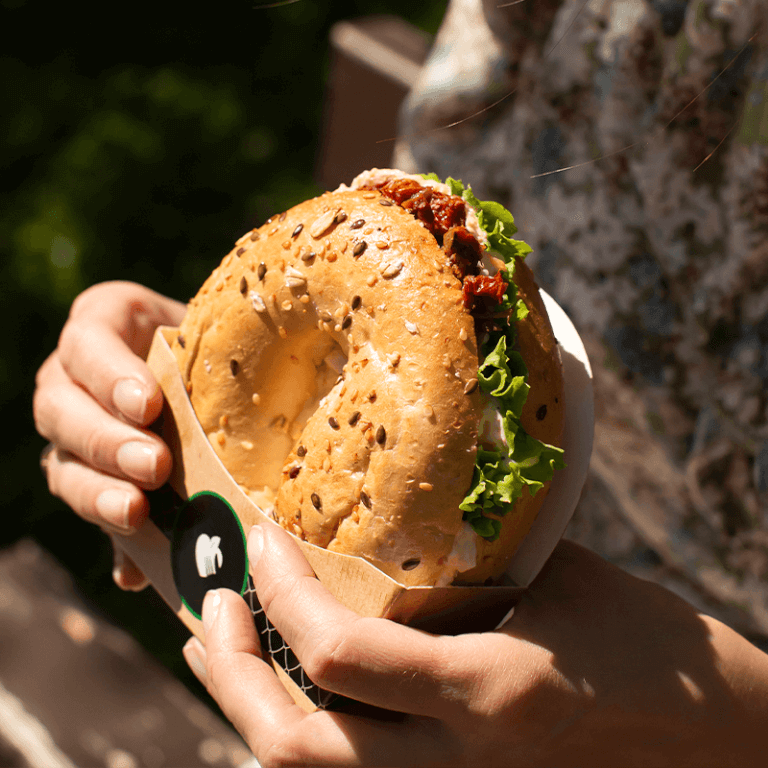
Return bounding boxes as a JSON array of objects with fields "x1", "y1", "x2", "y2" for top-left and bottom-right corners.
[{"x1": 170, "y1": 491, "x2": 248, "y2": 619}]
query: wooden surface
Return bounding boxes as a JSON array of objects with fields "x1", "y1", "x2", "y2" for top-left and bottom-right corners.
[{"x1": 0, "y1": 539, "x2": 257, "y2": 768}]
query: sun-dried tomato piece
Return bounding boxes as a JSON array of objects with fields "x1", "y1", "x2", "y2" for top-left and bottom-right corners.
[
  {"x1": 378, "y1": 178, "x2": 424, "y2": 205},
  {"x1": 371, "y1": 179, "x2": 467, "y2": 244},
  {"x1": 462, "y1": 271, "x2": 508, "y2": 310},
  {"x1": 444, "y1": 226, "x2": 484, "y2": 278}
]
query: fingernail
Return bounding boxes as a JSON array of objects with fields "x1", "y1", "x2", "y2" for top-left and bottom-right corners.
[
  {"x1": 116, "y1": 441, "x2": 158, "y2": 482},
  {"x1": 113, "y1": 379, "x2": 148, "y2": 423},
  {"x1": 183, "y1": 637, "x2": 208, "y2": 682},
  {"x1": 248, "y1": 524, "x2": 264, "y2": 566},
  {"x1": 96, "y1": 489, "x2": 133, "y2": 531},
  {"x1": 202, "y1": 590, "x2": 221, "y2": 635}
]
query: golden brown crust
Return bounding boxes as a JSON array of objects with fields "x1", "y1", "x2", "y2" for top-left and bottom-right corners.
[{"x1": 173, "y1": 189, "x2": 481, "y2": 586}]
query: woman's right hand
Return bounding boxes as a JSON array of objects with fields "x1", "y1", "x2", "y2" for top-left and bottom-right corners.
[{"x1": 33, "y1": 281, "x2": 187, "y2": 589}]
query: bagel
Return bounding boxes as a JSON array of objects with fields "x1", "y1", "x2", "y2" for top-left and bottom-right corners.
[{"x1": 172, "y1": 170, "x2": 565, "y2": 587}]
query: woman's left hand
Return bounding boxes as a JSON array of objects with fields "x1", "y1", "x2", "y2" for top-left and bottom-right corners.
[{"x1": 184, "y1": 522, "x2": 768, "y2": 768}]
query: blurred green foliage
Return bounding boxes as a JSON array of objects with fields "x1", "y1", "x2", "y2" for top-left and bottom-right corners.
[{"x1": 2, "y1": 0, "x2": 443, "y2": 699}]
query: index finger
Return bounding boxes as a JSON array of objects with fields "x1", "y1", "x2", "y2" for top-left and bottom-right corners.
[
  {"x1": 58, "y1": 282, "x2": 186, "y2": 425},
  {"x1": 249, "y1": 522, "x2": 479, "y2": 720}
]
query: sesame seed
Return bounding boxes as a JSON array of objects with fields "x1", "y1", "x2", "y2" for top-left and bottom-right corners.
[
  {"x1": 300, "y1": 250, "x2": 316, "y2": 262},
  {"x1": 250, "y1": 230, "x2": 260, "y2": 241},
  {"x1": 366, "y1": 275, "x2": 377, "y2": 286},
  {"x1": 217, "y1": 432, "x2": 226, "y2": 446},
  {"x1": 250, "y1": 292, "x2": 268, "y2": 313},
  {"x1": 360, "y1": 491, "x2": 371, "y2": 509},
  {"x1": 334, "y1": 211, "x2": 348, "y2": 224},
  {"x1": 375, "y1": 425, "x2": 386, "y2": 445},
  {"x1": 252, "y1": 393, "x2": 261, "y2": 405},
  {"x1": 281, "y1": 299, "x2": 293, "y2": 310},
  {"x1": 464, "y1": 378, "x2": 479, "y2": 395},
  {"x1": 341, "y1": 315, "x2": 352, "y2": 330},
  {"x1": 380, "y1": 199, "x2": 394, "y2": 206},
  {"x1": 278, "y1": 326, "x2": 288, "y2": 339},
  {"x1": 536, "y1": 404, "x2": 548, "y2": 420},
  {"x1": 204, "y1": 359, "x2": 212, "y2": 373},
  {"x1": 230, "y1": 359, "x2": 240, "y2": 376},
  {"x1": 381, "y1": 261, "x2": 403, "y2": 279},
  {"x1": 350, "y1": 219, "x2": 365, "y2": 229},
  {"x1": 258, "y1": 263, "x2": 267, "y2": 280},
  {"x1": 348, "y1": 411, "x2": 361, "y2": 426},
  {"x1": 292, "y1": 223, "x2": 304, "y2": 238},
  {"x1": 328, "y1": 416, "x2": 339, "y2": 429},
  {"x1": 177, "y1": 334, "x2": 186, "y2": 348},
  {"x1": 320, "y1": 311, "x2": 333, "y2": 323},
  {"x1": 351, "y1": 295, "x2": 361, "y2": 310},
  {"x1": 240, "y1": 276, "x2": 248, "y2": 295},
  {"x1": 419, "y1": 482, "x2": 433, "y2": 492},
  {"x1": 289, "y1": 465, "x2": 301, "y2": 479},
  {"x1": 241, "y1": 440, "x2": 254, "y2": 450},
  {"x1": 362, "y1": 192, "x2": 377, "y2": 199},
  {"x1": 401, "y1": 559, "x2": 420, "y2": 571},
  {"x1": 311, "y1": 493, "x2": 322, "y2": 510},
  {"x1": 236, "y1": 247, "x2": 246, "y2": 257},
  {"x1": 353, "y1": 241, "x2": 367, "y2": 257},
  {"x1": 459, "y1": 327, "x2": 468, "y2": 341},
  {"x1": 219, "y1": 414, "x2": 229, "y2": 428},
  {"x1": 279, "y1": 211, "x2": 287, "y2": 222},
  {"x1": 297, "y1": 444, "x2": 307, "y2": 457},
  {"x1": 309, "y1": 209, "x2": 338, "y2": 238}
]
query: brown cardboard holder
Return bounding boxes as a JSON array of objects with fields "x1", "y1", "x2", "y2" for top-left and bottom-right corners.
[{"x1": 117, "y1": 310, "x2": 594, "y2": 712}]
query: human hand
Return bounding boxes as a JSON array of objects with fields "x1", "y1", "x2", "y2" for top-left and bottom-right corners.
[
  {"x1": 184, "y1": 523, "x2": 768, "y2": 767},
  {"x1": 34, "y1": 281, "x2": 186, "y2": 589}
]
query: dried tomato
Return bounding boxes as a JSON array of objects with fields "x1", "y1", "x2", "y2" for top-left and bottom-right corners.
[{"x1": 462, "y1": 272, "x2": 508, "y2": 310}]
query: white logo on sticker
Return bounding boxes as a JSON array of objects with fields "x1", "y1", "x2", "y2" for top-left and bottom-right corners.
[{"x1": 195, "y1": 534, "x2": 223, "y2": 578}]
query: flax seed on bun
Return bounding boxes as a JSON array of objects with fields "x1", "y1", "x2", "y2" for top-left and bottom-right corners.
[{"x1": 172, "y1": 172, "x2": 564, "y2": 586}]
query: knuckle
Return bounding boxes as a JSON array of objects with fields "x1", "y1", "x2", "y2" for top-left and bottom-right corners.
[
  {"x1": 83, "y1": 425, "x2": 113, "y2": 468},
  {"x1": 57, "y1": 314, "x2": 90, "y2": 368},
  {"x1": 204, "y1": 651, "x2": 228, "y2": 695},
  {"x1": 302, "y1": 625, "x2": 355, "y2": 689},
  {"x1": 32, "y1": 386, "x2": 51, "y2": 438},
  {"x1": 259, "y1": 731, "x2": 312, "y2": 768},
  {"x1": 68, "y1": 281, "x2": 122, "y2": 319}
]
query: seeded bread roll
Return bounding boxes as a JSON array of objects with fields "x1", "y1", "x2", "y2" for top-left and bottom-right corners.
[
  {"x1": 172, "y1": 182, "x2": 564, "y2": 587},
  {"x1": 173, "y1": 189, "x2": 481, "y2": 586}
]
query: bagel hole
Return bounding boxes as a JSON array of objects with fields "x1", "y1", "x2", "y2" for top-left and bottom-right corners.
[{"x1": 246, "y1": 331, "x2": 347, "y2": 495}]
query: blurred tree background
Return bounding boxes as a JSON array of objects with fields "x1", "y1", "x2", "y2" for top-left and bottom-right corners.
[{"x1": 2, "y1": 0, "x2": 443, "y2": 700}]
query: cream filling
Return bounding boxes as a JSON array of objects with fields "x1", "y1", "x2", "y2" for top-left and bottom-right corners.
[{"x1": 436, "y1": 394, "x2": 508, "y2": 585}]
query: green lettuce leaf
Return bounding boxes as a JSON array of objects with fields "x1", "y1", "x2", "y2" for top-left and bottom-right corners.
[
  {"x1": 423, "y1": 173, "x2": 566, "y2": 540},
  {"x1": 446, "y1": 177, "x2": 533, "y2": 263}
]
